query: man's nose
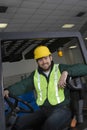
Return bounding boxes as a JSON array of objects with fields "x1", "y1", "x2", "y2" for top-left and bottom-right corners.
[{"x1": 42, "y1": 58, "x2": 47, "y2": 63}]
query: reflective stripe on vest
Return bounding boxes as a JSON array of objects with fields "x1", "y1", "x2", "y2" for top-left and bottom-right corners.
[{"x1": 34, "y1": 64, "x2": 65, "y2": 106}]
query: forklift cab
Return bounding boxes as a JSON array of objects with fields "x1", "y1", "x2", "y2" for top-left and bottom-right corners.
[{"x1": 0, "y1": 31, "x2": 87, "y2": 130}]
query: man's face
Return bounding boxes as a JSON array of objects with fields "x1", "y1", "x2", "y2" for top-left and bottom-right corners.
[{"x1": 37, "y1": 55, "x2": 52, "y2": 71}]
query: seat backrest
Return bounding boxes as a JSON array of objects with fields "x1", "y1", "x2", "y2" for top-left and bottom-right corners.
[
  {"x1": 17, "y1": 91, "x2": 39, "y2": 115},
  {"x1": 69, "y1": 77, "x2": 84, "y2": 125}
]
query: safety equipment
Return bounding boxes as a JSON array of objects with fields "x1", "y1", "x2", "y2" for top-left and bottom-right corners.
[
  {"x1": 34, "y1": 45, "x2": 51, "y2": 59},
  {"x1": 34, "y1": 64, "x2": 65, "y2": 106},
  {"x1": 58, "y1": 50, "x2": 63, "y2": 57},
  {"x1": 58, "y1": 47, "x2": 63, "y2": 57}
]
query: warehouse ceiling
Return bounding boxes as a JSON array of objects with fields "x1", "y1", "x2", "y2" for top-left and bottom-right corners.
[
  {"x1": 0, "y1": 0, "x2": 87, "y2": 62},
  {"x1": 0, "y1": 0, "x2": 87, "y2": 35}
]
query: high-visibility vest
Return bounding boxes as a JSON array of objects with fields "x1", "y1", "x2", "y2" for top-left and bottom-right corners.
[{"x1": 34, "y1": 64, "x2": 65, "y2": 106}]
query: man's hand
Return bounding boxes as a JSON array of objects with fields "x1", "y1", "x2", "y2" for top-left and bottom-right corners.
[
  {"x1": 3, "y1": 90, "x2": 9, "y2": 98},
  {"x1": 58, "y1": 71, "x2": 68, "y2": 88}
]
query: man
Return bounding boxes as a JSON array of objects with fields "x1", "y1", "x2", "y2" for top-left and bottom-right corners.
[{"x1": 4, "y1": 45, "x2": 87, "y2": 130}]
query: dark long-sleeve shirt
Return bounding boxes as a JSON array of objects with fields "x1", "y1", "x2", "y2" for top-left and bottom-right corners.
[
  {"x1": 7, "y1": 63, "x2": 87, "y2": 96},
  {"x1": 6, "y1": 63, "x2": 87, "y2": 107}
]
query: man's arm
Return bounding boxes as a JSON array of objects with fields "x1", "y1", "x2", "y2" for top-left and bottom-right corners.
[
  {"x1": 4, "y1": 72, "x2": 34, "y2": 97},
  {"x1": 58, "y1": 63, "x2": 87, "y2": 88},
  {"x1": 59, "y1": 63, "x2": 87, "y2": 77},
  {"x1": 58, "y1": 71, "x2": 68, "y2": 87}
]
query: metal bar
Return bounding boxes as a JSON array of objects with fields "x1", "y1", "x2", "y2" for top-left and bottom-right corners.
[
  {"x1": 0, "y1": 31, "x2": 81, "y2": 40},
  {"x1": 77, "y1": 33, "x2": 87, "y2": 63},
  {"x1": 0, "y1": 40, "x2": 6, "y2": 130}
]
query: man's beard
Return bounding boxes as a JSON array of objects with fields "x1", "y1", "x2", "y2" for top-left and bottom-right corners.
[{"x1": 41, "y1": 63, "x2": 51, "y2": 72}]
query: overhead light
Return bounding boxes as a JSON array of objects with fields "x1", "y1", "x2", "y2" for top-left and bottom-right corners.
[
  {"x1": 62, "y1": 24, "x2": 75, "y2": 28},
  {"x1": 4, "y1": 41, "x2": 12, "y2": 43},
  {"x1": 49, "y1": 39, "x2": 56, "y2": 43},
  {"x1": 85, "y1": 37, "x2": 87, "y2": 40},
  {"x1": 0, "y1": 23, "x2": 8, "y2": 28},
  {"x1": 69, "y1": 45, "x2": 77, "y2": 49}
]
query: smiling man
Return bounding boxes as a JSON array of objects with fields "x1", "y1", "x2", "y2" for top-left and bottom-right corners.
[{"x1": 4, "y1": 45, "x2": 87, "y2": 130}]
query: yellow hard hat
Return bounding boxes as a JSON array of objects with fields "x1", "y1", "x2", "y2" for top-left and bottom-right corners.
[{"x1": 34, "y1": 45, "x2": 51, "y2": 59}]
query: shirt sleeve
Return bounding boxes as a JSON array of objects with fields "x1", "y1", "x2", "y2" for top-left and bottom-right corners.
[
  {"x1": 7, "y1": 72, "x2": 34, "y2": 96},
  {"x1": 59, "y1": 63, "x2": 87, "y2": 77}
]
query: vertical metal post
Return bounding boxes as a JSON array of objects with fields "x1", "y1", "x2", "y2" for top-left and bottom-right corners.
[
  {"x1": 78, "y1": 33, "x2": 87, "y2": 63},
  {"x1": 0, "y1": 40, "x2": 6, "y2": 130}
]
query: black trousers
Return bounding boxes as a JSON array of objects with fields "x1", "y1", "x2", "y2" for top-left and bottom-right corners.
[{"x1": 12, "y1": 105, "x2": 71, "y2": 130}]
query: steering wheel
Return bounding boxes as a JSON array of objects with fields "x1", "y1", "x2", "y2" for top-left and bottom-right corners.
[
  {"x1": 5, "y1": 93, "x2": 34, "y2": 127},
  {"x1": 5, "y1": 93, "x2": 34, "y2": 113}
]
